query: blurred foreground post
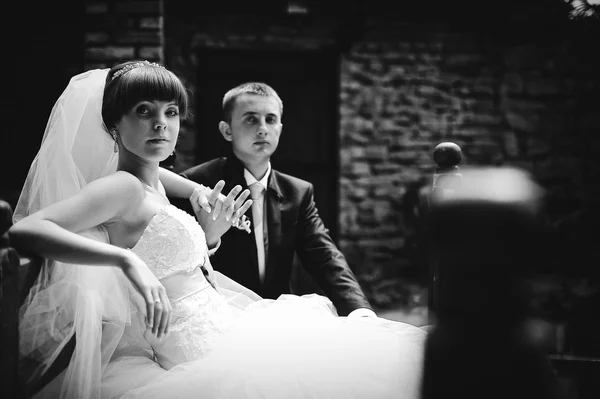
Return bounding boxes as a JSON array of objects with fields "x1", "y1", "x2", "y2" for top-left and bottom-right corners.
[
  {"x1": 421, "y1": 166, "x2": 561, "y2": 399},
  {"x1": 423, "y1": 142, "x2": 463, "y2": 322}
]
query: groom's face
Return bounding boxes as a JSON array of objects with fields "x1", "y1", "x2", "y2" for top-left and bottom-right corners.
[{"x1": 222, "y1": 94, "x2": 282, "y2": 165}]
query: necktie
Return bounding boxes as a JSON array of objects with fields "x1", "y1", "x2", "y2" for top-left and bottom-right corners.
[
  {"x1": 249, "y1": 182, "x2": 268, "y2": 284},
  {"x1": 249, "y1": 182, "x2": 264, "y2": 228}
]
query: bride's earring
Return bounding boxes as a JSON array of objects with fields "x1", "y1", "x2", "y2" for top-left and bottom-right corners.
[{"x1": 111, "y1": 130, "x2": 118, "y2": 153}]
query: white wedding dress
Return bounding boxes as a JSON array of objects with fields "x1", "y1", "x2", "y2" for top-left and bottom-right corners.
[{"x1": 99, "y1": 204, "x2": 427, "y2": 399}]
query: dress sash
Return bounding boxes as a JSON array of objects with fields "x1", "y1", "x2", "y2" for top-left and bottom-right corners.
[{"x1": 160, "y1": 267, "x2": 212, "y2": 302}]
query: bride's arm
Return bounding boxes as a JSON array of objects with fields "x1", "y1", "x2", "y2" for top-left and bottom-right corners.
[
  {"x1": 158, "y1": 167, "x2": 225, "y2": 246},
  {"x1": 159, "y1": 167, "x2": 210, "y2": 201},
  {"x1": 159, "y1": 167, "x2": 228, "y2": 218},
  {"x1": 9, "y1": 172, "x2": 140, "y2": 266},
  {"x1": 159, "y1": 167, "x2": 249, "y2": 217},
  {"x1": 159, "y1": 167, "x2": 253, "y2": 248}
]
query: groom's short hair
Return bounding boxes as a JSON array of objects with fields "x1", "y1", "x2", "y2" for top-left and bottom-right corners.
[{"x1": 222, "y1": 82, "x2": 283, "y2": 124}]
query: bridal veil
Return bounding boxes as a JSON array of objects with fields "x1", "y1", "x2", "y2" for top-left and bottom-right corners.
[{"x1": 14, "y1": 69, "x2": 131, "y2": 399}]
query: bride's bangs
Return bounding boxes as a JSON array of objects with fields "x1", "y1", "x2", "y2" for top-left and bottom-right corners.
[{"x1": 119, "y1": 67, "x2": 189, "y2": 119}]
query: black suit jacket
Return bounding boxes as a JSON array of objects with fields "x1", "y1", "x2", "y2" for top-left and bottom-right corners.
[{"x1": 172, "y1": 156, "x2": 372, "y2": 316}]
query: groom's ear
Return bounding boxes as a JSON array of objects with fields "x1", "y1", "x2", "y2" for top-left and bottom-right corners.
[{"x1": 218, "y1": 121, "x2": 233, "y2": 142}]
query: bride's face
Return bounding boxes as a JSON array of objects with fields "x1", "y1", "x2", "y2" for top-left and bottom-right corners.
[{"x1": 115, "y1": 100, "x2": 180, "y2": 163}]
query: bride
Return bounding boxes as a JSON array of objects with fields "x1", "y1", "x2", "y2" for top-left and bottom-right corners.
[{"x1": 9, "y1": 61, "x2": 427, "y2": 399}]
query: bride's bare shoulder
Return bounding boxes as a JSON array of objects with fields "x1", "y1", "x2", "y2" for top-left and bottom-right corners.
[{"x1": 86, "y1": 171, "x2": 146, "y2": 204}]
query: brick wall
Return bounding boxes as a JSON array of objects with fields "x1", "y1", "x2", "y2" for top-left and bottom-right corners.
[
  {"x1": 337, "y1": 21, "x2": 600, "y2": 306},
  {"x1": 83, "y1": 0, "x2": 165, "y2": 69}
]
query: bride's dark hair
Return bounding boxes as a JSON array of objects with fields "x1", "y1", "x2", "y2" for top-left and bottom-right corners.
[{"x1": 102, "y1": 60, "x2": 190, "y2": 131}]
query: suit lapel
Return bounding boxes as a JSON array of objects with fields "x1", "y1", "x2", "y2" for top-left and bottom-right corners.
[{"x1": 263, "y1": 171, "x2": 284, "y2": 290}]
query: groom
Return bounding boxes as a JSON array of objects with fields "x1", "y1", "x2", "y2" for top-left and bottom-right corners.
[{"x1": 174, "y1": 82, "x2": 375, "y2": 318}]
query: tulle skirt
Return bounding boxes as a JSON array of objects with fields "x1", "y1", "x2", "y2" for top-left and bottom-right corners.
[{"x1": 101, "y1": 276, "x2": 427, "y2": 399}]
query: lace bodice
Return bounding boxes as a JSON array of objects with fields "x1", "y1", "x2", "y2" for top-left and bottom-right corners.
[
  {"x1": 125, "y1": 205, "x2": 235, "y2": 368},
  {"x1": 130, "y1": 205, "x2": 209, "y2": 279}
]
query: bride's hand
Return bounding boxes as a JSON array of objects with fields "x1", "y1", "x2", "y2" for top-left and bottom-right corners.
[
  {"x1": 190, "y1": 181, "x2": 223, "y2": 217},
  {"x1": 120, "y1": 251, "x2": 171, "y2": 338},
  {"x1": 190, "y1": 182, "x2": 253, "y2": 246}
]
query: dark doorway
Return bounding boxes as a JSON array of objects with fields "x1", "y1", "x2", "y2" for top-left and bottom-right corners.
[{"x1": 195, "y1": 48, "x2": 341, "y2": 295}]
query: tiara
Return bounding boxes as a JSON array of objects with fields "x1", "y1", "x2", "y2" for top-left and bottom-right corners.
[{"x1": 110, "y1": 61, "x2": 165, "y2": 81}]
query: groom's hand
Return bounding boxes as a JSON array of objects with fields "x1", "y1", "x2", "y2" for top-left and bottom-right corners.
[{"x1": 190, "y1": 181, "x2": 252, "y2": 248}]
